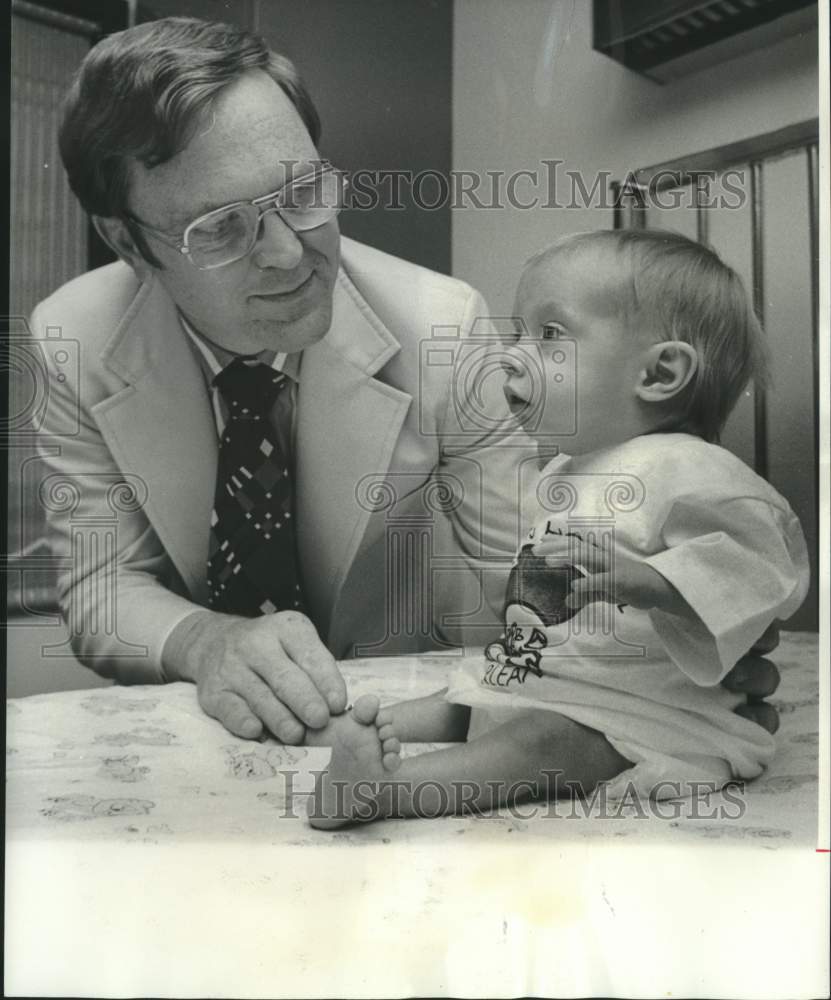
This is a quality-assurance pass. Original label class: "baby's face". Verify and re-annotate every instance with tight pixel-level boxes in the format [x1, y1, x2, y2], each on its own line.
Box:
[504, 248, 645, 456]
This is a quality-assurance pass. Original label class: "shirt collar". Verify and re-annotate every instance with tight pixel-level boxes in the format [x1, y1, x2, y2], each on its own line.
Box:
[179, 314, 301, 382]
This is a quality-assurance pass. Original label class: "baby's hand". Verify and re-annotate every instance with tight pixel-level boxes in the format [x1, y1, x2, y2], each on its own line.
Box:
[532, 535, 685, 615]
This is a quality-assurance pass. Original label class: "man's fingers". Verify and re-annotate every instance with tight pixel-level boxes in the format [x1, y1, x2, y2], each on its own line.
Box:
[254, 658, 330, 729]
[202, 690, 263, 741]
[750, 621, 780, 655]
[237, 671, 307, 744]
[202, 674, 306, 744]
[721, 655, 781, 698]
[735, 701, 780, 735]
[724, 653, 781, 735]
[277, 613, 348, 714]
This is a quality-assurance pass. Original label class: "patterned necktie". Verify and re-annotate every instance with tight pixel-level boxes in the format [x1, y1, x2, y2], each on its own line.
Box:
[207, 359, 305, 617]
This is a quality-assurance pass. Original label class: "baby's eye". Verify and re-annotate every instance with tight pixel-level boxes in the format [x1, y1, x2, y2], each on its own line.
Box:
[541, 323, 566, 340]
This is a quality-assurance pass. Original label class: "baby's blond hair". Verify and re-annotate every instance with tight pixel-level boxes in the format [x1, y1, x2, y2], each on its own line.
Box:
[528, 229, 769, 443]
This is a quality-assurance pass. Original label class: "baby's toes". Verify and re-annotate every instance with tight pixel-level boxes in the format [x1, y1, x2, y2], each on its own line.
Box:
[382, 748, 401, 772]
[378, 722, 396, 742]
[376, 708, 394, 728]
[381, 735, 400, 755]
[351, 693, 380, 725]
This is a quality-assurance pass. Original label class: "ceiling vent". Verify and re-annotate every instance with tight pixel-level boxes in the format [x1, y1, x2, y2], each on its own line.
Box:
[593, 0, 817, 82]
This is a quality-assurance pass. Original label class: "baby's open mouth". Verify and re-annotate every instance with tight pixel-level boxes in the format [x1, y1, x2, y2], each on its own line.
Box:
[503, 385, 531, 418]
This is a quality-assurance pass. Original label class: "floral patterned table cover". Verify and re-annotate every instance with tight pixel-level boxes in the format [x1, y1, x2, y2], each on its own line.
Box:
[6, 633, 819, 848]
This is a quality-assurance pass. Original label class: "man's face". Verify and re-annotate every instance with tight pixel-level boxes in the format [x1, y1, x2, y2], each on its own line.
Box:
[504, 249, 643, 456]
[125, 70, 340, 354]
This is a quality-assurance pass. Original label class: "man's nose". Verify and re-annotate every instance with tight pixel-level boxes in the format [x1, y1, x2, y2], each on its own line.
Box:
[252, 209, 304, 270]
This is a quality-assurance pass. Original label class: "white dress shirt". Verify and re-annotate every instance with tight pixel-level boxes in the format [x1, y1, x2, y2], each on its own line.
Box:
[180, 315, 300, 457]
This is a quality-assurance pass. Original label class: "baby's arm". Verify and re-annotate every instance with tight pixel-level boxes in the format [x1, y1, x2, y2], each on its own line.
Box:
[534, 533, 693, 619]
[535, 498, 807, 690]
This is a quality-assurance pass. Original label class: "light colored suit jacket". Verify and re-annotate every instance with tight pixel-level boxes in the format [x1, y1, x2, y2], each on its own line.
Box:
[33, 237, 534, 683]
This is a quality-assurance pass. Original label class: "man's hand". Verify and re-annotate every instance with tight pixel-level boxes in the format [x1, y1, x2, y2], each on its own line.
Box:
[163, 610, 348, 742]
[532, 535, 781, 734]
[721, 622, 781, 734]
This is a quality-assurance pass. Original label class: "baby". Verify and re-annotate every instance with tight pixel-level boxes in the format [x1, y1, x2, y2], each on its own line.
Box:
[306, 229, 809, 828]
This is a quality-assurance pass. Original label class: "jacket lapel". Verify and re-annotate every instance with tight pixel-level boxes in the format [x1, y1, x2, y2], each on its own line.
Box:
[297, 266, 411, 643]
[91, 277, 215, 605]
[87, 256, 413, 633]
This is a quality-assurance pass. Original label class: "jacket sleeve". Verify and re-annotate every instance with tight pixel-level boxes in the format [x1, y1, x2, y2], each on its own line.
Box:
[33, 305, 202, 684]
[432, 288, 539, 649]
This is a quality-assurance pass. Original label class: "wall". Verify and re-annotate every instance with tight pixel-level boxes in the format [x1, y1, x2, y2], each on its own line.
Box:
[452, 0, 818, 308]
[143, 0, 453, 273]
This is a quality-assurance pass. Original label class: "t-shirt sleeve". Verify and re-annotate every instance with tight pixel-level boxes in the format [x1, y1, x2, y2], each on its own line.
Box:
[642, 495, 810, 685]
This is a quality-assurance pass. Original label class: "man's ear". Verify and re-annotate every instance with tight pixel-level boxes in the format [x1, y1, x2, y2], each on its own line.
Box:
[635, 340, 698, 403]
[93, 216, 154, 278]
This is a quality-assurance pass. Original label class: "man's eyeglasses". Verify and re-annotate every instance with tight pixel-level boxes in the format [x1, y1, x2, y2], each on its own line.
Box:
[125, 162, 346, 270]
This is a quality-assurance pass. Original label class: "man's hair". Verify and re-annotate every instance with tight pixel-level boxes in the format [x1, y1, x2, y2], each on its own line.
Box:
[59, 16, 321, 250]
[528, 229, 770, 443]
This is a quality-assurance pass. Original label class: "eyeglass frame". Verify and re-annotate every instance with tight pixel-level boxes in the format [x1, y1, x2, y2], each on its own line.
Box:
[123, 161, 346, 270]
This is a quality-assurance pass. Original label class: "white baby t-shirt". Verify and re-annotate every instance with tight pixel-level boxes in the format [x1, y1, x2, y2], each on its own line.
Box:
[446, 433, 810, 798]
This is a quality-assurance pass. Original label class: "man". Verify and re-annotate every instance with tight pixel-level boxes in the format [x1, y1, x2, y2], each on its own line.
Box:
[34, 17, 780, 743]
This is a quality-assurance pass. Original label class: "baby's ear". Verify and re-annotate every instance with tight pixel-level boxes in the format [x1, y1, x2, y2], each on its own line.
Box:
[635, 341, 698, 403]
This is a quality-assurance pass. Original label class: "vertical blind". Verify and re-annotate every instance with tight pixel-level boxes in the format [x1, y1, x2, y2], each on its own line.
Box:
[11, 10, 90, 317]
[9, 9, 91, 612]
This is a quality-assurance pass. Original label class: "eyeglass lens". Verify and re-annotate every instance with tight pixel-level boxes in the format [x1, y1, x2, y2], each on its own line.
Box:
[187, 170, 343, 268]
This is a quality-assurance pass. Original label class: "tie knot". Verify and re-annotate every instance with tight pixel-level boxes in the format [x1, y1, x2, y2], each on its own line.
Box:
[213, 359, 287, 417]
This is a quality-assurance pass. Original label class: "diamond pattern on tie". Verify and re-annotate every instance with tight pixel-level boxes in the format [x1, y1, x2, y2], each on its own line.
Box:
[207, 359, 306, 617]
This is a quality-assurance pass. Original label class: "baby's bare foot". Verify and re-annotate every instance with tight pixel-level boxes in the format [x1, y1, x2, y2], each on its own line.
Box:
[374, 706, 401, 772]
[308, 694, 401, 829]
